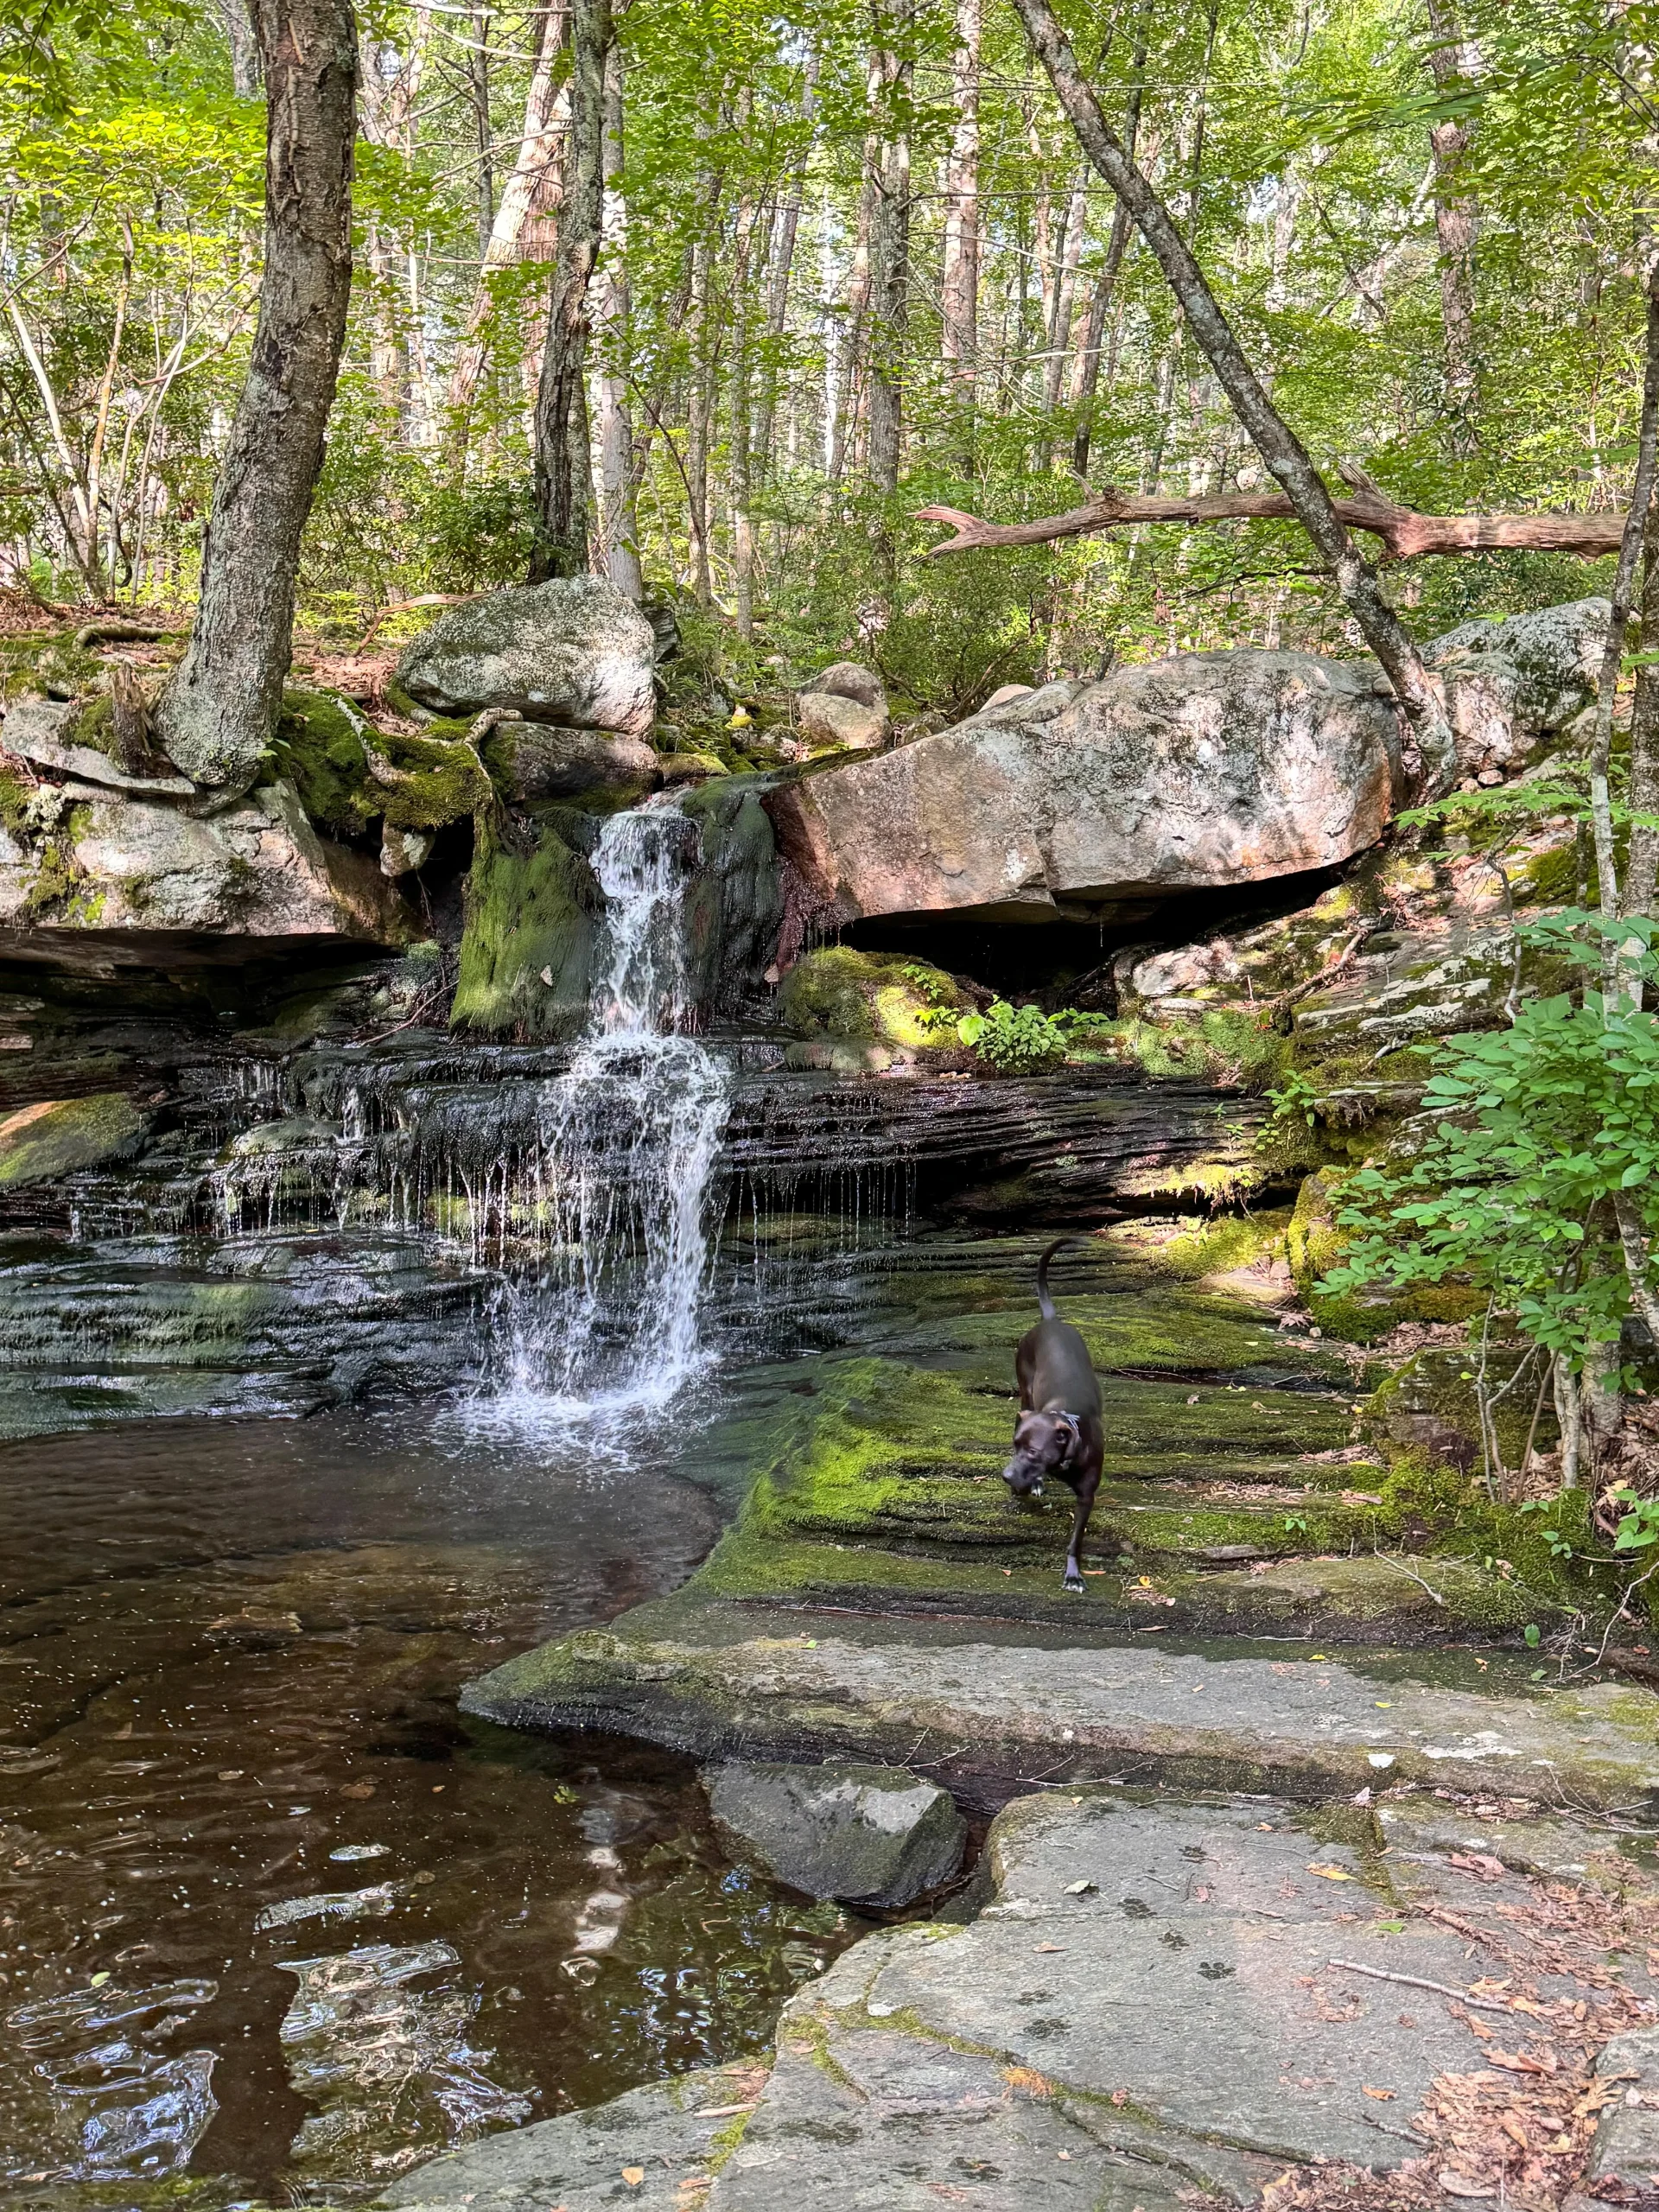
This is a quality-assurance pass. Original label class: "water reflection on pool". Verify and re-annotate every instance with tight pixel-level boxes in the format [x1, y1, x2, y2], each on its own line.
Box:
[0, 1407, 855, 2204]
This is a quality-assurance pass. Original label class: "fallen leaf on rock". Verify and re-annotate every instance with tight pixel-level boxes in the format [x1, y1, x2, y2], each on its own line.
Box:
[1035, 1943, 1064, 1954]
[1488, 2050, 1555, 2075]
[1449, 1853, 1506, 1883]
[1361, 2086, 1395, 2101]
[1437, 2172, 1495, 2199]
[1002, 2066, 1052, 2097]
[1062, 1880, 1096, 1896]
[1307, 1864, 1357, 1881]
[622, 2170, 645, 2187]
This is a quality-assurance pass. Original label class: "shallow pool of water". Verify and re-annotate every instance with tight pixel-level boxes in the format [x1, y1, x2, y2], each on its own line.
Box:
[0, 1406, 858, 2206]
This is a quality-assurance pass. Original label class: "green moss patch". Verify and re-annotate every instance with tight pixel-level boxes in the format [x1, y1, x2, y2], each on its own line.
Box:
[272, 690, 493, 839]
[779, 947, 971, 1049]
[451, 811, 599, 1039]
[1291, 1168, 1483, 1342]
[0, 1093, 150, 1186]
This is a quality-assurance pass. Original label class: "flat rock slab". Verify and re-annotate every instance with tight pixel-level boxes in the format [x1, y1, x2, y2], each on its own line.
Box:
[384, 1786, 1658, 2209]
[464, 1598, 1659, 1815]
[378, 2063, 760, 2210]
[703, 1758, 966, 1908]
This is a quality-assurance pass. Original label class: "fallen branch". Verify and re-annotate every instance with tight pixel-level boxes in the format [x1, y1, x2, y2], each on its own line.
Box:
[918, 484, 1626, 564]
[1325, 1959, 1514, 2012]
[1265, 927, 1371, 1020]
[73, 620, 181, 649]
[353, 594, 477, 649]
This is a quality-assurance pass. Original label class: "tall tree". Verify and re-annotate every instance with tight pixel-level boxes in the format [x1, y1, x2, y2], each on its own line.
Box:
[156, 0, 358, 792]
[938, 0, 981, 410]
[1423, 0, 1482, 448]
[1070, 16, 1147, 480]
[594, 29, 643, 599]
[530, 0, 610, 580]
[867, 8, 912, 495]
[1007, 0, 1456, 792]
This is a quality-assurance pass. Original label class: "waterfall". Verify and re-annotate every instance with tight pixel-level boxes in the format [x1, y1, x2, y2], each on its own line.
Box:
[483, 806, 732, 1426]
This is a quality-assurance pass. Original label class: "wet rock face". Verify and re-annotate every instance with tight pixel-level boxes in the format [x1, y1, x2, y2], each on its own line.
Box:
[397, 576, 658, 740]
[702, 1759, 966, 1908]
[0, 1092, 151, 1185]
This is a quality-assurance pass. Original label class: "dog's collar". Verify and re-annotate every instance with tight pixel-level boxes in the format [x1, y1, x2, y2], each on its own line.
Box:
[1055, 1411, 1083, 1448]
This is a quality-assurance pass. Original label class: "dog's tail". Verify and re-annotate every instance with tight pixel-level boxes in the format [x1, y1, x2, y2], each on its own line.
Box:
[1035, 1236, 1080, 1319]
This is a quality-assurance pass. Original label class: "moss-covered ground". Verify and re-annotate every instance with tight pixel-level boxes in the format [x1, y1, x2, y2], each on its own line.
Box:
[649, 1236, 1610, 1647]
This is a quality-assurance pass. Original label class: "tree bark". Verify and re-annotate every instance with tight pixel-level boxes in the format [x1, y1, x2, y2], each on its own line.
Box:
[447, 3, 568, 430]
[530, 0, 608, 580]
[1043, 156, 1090, 418]
[983, 0, 1463, 788]
[1423, 0, 1481, 448]
[1070, 29, 1146, 479]
[594, 31, 642, 599]
[938, 0, 980, 408]
[156, 0, 357, 791]
[867, 34, 912, 497]
[918, 481, 1630, 561]
[468, 5, 495, 263]
[218, 0, 264, 97]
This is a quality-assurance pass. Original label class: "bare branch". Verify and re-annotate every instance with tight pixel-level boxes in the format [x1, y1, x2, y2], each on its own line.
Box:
[917, 486, 1627, 563]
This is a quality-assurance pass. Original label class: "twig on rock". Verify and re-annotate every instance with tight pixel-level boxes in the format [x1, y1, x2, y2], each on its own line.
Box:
[1325, 1959, 1514, 2012]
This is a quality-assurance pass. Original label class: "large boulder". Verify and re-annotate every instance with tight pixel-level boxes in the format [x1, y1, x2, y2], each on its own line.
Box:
[767, 605, 1606, 927]
[1425, 596, 1607, 778]
[769, 657, 1405, 925]
[702, 1758, 966, 1908]
[0, 1093, 152, 1186]
[797, 662, 889, 753]
[479, 719, 660, 805]
[397, 575, 658, 740]
[0, 772, 416, 957]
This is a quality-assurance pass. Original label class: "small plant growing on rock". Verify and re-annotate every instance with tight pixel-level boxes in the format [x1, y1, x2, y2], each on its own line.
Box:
[956, 1001, 1077, 1072]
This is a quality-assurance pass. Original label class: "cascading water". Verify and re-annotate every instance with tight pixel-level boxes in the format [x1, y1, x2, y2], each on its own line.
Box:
[483, 805, 732, 1425]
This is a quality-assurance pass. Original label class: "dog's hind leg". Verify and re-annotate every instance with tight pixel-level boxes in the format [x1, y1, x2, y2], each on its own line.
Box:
[1062, 1470, 1099, 1594]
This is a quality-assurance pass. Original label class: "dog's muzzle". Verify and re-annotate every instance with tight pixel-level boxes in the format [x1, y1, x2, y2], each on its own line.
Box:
[1003, 1460, 1043, 1498]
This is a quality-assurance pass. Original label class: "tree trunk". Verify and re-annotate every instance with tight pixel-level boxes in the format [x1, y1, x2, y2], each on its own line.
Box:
[830, 52, 883, 486]
[468, 6, 495, 262]
[939, 0, 980, 409]
[156, 0, 357, 791]
[867, 37, 912, 497]
[594, 33, 642, 599]
[1424, 0, 1481, 448]
[1043, 156, 1090, 420]
[685, 239, 715, 605]
[530, 0, 608, 580]
[218, 0, 264, 97]
[1007, 0, 1456, 791]
[448, 3, 568, 429]
[730, 192, 759, 638]
[752, 58, 816, 486]
[1071, 29, 1147, 480]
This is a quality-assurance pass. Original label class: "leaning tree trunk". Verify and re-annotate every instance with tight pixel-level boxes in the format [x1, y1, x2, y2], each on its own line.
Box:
[1008, 0, 1456, 793]
[530, 0, 609, 581]
[156, 0, 357, 792]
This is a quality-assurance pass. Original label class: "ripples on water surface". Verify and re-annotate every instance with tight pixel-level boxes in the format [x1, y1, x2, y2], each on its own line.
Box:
[0, 1407, 860, 2207]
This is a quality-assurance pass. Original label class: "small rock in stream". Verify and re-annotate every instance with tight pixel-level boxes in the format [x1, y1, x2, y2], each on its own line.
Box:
[701, 1758, 965, 1909]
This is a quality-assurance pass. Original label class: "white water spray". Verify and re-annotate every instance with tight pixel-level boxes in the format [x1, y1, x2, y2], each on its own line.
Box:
[487, 807, 731, 1424]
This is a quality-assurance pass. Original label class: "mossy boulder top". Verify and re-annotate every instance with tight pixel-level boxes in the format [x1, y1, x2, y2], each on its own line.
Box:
[777, 946, 972, 1048]
[480, 721, 659, 806]
[397, 575, 658, 740]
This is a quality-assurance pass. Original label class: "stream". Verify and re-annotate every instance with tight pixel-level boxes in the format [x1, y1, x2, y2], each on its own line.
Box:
[0, 805, 893, 2204]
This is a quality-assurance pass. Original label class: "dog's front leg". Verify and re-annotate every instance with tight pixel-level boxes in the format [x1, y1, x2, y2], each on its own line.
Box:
[1063, 1469, 1099, 1594]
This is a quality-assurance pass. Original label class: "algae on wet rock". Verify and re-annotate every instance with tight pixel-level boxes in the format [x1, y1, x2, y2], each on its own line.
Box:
[451, 810, 599, 1039]
[0, 1092, 150, 1185]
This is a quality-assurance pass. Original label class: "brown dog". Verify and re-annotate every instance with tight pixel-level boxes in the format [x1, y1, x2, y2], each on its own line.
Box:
[1003, 1237, 1104, 1592]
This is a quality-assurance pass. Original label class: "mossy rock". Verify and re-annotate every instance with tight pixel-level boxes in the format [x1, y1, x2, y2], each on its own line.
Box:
[0, 1093, 151, 1186]
[778, 947, 970, 1049]
[1288, 1167, 1482, 1342]
[272, 690, 492, 838]
[451, 812, 599, 1039]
